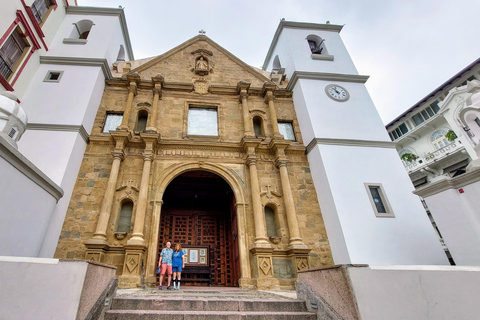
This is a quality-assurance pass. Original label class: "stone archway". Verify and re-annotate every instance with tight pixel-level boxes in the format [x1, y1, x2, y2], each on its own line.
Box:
[145, 162, 251, 287]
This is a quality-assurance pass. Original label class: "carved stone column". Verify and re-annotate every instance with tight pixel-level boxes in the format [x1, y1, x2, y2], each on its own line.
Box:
[146, 74, 164, 132]
[145, 200, 163, 286]
[270, 140, 308, 250]
[127, 133, 159, 246]
[117, 73, 140, 131]
[242, 138, 270, 248]
[85, 131, 130, 261]
[264, 83, 283, 139]
[237, 81, 254, 137]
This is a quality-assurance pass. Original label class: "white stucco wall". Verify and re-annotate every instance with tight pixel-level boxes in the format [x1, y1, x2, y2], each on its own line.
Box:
[0, 138, 62, 257]
[349, 265, 480, 320]
[424, 183, 480, 266]
[0, 257, 87, 320]
[308, 144, 448, 265]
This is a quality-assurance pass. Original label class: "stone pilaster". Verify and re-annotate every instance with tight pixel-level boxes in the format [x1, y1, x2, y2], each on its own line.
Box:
[237, 81, 255, 137]
[117, 73, 140, 131]
[119, 244, 146, 288]
[270, 139, 308, 250]
[85, 131, 130, 260]
[146, 200, 163, 286]
[146, 74, 164, 132]
[242, 138, 270, 248]
[263, 83, 283, 139]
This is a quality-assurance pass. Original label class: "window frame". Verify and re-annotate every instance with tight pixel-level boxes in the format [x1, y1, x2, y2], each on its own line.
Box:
[278, 121, 296, 141]
[364, 183, 395, 218]
[102, 113, 123, 133]
[186, 105, 219, 137]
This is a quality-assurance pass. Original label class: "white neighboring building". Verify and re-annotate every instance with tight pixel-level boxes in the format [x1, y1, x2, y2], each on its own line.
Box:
[386, 58, 480, 266]
[0, 2, 134, 258]
[263, 20, 448, 265]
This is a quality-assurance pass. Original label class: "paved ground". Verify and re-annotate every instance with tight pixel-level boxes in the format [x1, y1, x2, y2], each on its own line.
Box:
[116, 287, 298, 300]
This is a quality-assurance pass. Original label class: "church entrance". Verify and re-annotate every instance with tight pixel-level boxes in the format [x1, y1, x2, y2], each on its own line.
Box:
[157, 170, 239, 286]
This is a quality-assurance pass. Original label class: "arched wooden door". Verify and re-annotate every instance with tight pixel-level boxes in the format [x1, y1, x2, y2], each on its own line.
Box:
[157, 170, 238, 286]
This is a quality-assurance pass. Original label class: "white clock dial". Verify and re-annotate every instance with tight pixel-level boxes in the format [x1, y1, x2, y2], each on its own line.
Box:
[325, 84, 350, 102]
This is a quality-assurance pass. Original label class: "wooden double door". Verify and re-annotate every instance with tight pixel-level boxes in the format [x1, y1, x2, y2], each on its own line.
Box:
[156, 170, 240, 286]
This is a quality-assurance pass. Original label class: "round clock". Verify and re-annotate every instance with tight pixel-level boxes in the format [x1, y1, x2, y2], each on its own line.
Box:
[325, 84, 350, 102]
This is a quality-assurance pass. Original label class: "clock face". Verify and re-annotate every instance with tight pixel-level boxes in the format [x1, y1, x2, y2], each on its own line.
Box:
[325, 84, 350, 102]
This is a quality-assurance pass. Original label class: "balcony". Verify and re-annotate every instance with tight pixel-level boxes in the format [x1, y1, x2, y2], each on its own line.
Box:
[403, 141, 469, 177]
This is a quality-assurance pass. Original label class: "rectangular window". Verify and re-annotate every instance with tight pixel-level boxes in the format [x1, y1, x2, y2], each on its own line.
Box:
[430, 101, 440, 113]
[0, 28, 28, 80]
[43, 70, 63, 82]
[399, 123, 408, 135]
[412, 113, 424, 126]
[187, 107, 218, 136]
[103, 113, 123, 133]
[278, 122, 296, 141]
[389, 123, 409, 141]
[31, 0, 52, 24]
[364, 183, 394, 217]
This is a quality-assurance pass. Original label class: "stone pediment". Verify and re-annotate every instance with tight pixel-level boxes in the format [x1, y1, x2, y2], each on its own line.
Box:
[124, 35, 270, 87]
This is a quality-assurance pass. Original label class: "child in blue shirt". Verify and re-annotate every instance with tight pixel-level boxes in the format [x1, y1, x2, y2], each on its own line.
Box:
[172, 243, 185, 290]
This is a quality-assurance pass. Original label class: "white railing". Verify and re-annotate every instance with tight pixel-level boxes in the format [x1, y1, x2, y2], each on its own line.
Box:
[403, 141, 462, 171]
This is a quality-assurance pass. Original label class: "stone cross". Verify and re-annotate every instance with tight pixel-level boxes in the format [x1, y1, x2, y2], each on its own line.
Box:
[199, 29, 206, 35]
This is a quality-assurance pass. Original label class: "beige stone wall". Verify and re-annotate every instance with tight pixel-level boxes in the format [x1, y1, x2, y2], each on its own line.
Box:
[54, 36, 333, 287]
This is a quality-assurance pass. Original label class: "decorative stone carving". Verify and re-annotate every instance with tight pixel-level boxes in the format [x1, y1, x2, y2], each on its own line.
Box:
[261, 183, 281, 200]
[194, 80, 209, 94]
[195, 56, 210, 75]
[258, 256, 273, 276]
[296, 257, 309, 271]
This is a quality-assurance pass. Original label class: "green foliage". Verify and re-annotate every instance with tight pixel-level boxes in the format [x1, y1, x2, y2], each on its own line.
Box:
[400, 153, 419, 162]
[445, 130, 458, 142]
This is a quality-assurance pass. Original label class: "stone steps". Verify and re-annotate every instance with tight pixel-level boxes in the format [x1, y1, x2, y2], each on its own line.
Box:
[105, 290, 316, 320]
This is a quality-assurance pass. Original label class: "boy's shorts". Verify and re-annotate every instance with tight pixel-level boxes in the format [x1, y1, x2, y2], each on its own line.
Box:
[160, 263, 172, 275]
[172, 266, 182, 272]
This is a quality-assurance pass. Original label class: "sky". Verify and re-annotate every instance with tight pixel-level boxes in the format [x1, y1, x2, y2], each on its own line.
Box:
[78, 0, 480, 125]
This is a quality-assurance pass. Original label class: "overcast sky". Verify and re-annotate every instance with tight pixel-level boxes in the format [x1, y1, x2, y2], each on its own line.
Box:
[78, 0, 480, 125]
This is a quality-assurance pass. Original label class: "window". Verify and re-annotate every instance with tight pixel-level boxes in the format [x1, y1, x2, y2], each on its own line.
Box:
[431, 130, 449, 150]
[103, 113, 123, 133]
[187, 107, 218, 136]
[364, 183, 394, 217]
[43, 70, 63, 82]
[264, 206, 278, 237]
[253, 116, 264, 137]
[0, 27, 29, 80]
[116, 201, 133, 233]
[64, 19, 93, 44]
[412, 104, 440, 126]
[306, 35, 326, 54]
[278, 121, 295, 141]
[135, 110, 148, 132]
[389, 123, 409, 141]
[475, 117, 480, 128]
[31, 0, 53, 24]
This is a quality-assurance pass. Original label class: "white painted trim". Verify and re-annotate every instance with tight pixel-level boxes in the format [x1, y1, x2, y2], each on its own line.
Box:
[26, 123, 90, 143]
[0, 137, 63, 201]
[287, 71, 370, 91]
[39, 56, 112, 79]
[306, 138, 396, 154]
[311, 54, 334, 61]
[413, 169, 480, 198]
[62, 38, 87, 45]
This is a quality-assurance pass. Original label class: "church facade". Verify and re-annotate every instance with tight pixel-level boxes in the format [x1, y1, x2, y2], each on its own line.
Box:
[54, 35, 333, 289]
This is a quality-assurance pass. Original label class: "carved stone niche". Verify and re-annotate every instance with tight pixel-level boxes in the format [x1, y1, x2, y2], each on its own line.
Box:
[191, 49, 213, 76]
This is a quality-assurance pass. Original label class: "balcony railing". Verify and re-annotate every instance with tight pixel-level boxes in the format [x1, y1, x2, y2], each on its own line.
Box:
[403, 141, 462, 171]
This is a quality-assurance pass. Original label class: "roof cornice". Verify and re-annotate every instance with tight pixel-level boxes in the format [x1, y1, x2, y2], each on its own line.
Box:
[286, 71, 369, 91]
[413, 169, 480, 198]
[262, 20, 344, 70]
[66, 6, 134, 60]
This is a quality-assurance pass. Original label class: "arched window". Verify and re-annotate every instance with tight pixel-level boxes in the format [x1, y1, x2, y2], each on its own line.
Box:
[306, 34, 327, 55]
[264, 206, 278, 237]
[116, 200, 133, 233]
[253, 116, 264, 137]
[69, 19, 94, 40]
[431, 130, 449, 150]
[136, 110, 148, 132]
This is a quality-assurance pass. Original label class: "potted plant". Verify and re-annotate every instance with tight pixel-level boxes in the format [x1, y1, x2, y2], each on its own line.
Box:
[400, 153, 419, 162]
[445, 130, 458, 142]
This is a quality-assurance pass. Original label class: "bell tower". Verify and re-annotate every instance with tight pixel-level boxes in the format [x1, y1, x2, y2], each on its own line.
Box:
[263, 20, 448, 265]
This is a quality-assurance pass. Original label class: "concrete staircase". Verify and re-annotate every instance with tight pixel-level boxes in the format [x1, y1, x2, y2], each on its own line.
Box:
[104, 289, 316, 320]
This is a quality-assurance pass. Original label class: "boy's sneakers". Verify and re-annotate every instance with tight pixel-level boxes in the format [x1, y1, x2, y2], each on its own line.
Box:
[167, 286, 171, 290]
[158, 286, 162, 290]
